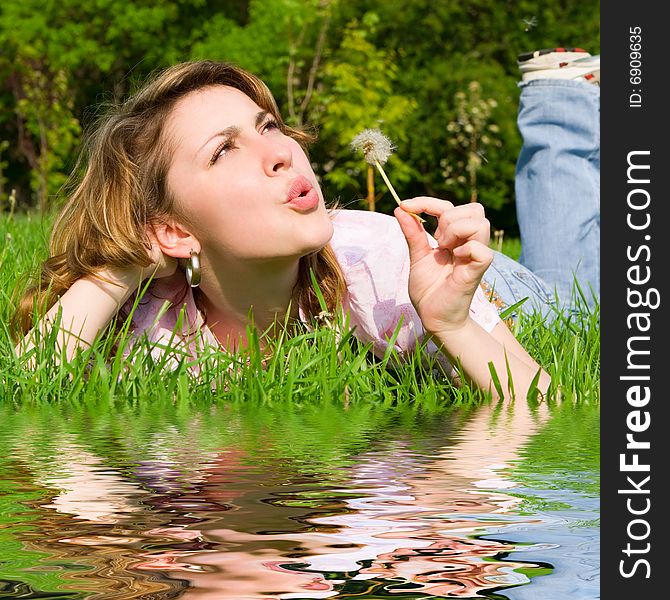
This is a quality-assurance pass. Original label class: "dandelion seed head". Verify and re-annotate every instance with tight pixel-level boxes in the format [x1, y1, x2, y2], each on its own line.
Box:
[351, 128, 395, 165]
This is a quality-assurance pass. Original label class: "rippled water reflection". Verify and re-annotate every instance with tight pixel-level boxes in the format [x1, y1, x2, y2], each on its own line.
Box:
[0, 400, 599, 599]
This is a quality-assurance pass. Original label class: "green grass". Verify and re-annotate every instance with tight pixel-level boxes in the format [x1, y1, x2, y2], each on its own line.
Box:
[0, 211, 599, 404]
[497, 236, 522, 261]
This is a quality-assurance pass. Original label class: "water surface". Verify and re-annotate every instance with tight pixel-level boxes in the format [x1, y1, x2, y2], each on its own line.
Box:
[0, 399, 599, 599]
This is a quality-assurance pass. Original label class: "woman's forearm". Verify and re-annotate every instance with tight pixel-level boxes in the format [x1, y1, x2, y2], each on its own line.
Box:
[432, 318, 551, 400]
[16, 269, 141, 362]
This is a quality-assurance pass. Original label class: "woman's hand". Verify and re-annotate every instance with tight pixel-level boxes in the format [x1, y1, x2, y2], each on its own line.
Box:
[395, 197, 551, 400]
[394, 197, 493, 336]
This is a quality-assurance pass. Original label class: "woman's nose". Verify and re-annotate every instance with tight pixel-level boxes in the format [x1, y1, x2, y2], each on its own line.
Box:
[263, 138, 293, 175]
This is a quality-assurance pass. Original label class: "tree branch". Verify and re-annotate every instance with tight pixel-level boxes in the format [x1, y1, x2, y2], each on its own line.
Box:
[298, 5, 331, 124]
[286, 22, 307, 123]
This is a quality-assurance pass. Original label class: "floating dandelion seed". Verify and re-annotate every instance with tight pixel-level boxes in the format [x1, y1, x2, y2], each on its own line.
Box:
[351, 128, 425, 223]
[522, 16, 537, 32]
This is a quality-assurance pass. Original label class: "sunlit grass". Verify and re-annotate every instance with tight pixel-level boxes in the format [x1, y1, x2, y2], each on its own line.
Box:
[1, 212, 599, 404]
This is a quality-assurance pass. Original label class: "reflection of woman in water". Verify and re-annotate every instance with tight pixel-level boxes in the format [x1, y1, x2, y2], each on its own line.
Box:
[6, 394, 550, 598]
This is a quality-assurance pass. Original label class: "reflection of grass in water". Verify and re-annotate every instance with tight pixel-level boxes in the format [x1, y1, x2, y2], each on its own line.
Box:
[0, 402, 486, 599]
[506, 495, 574, 515]
[515, 565, 553, 579]
[0, 474, 81, 598]
[503, 400, 599, 515]
[514, 401, 599, 494]
[0, 399, 597, 598]
[0, 408, 188, 599]
[0, 400, 469, 483]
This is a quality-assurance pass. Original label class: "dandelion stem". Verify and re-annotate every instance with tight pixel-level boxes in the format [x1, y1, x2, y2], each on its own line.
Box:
[373, 160, 425, 223]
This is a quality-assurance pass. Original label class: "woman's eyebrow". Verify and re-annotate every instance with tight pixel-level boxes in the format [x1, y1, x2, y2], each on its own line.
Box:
[198, 111, 271, 154]
[255, 110, 270, 126]
[199, 125, 240, 153]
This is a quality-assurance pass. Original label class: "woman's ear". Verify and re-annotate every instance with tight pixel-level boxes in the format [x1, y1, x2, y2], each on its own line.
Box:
[150, 218, 199, 259]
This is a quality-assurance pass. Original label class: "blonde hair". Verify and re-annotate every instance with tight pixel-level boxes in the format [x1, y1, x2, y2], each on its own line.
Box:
[12, 61, 346, 338]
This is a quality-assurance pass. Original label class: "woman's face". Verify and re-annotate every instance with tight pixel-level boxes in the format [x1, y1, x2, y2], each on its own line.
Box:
[165, 85, 333, 264]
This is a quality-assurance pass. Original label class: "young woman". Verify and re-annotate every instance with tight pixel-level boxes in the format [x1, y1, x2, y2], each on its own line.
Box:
[13, 52, 600, 399]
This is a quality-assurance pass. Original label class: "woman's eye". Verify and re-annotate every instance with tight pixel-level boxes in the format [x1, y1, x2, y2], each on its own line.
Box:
[209, 121, 280, 165]
[262, 119, 280, 133]
[210, 141, 235, 164]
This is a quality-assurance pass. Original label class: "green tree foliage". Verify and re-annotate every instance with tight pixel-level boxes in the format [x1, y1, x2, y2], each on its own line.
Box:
[329, 0, 599, 226]
[0, 0, 208, 210]
[0, 0, 599, 227]
[191, 0, 327, 104]
[13, 55, 81, 212]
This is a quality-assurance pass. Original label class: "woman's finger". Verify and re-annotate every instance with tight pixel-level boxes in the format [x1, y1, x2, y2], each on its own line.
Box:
[400, 196, 454, 219]
[452, 240, 494, 281]
[435, 217, 490, 250]
[394, 206, 433, 264]
[440, 201, 486, 221]
[433, 202, 485, 231]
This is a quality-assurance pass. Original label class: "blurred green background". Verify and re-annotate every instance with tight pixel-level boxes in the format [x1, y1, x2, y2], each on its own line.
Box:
[0, 0, 599, 232]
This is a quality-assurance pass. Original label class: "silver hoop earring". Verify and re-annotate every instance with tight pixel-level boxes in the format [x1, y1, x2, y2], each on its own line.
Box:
[185, 250, 201, 288]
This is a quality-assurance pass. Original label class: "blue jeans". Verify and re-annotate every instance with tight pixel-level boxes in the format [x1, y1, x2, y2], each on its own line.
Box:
[482, 79, 600, 319]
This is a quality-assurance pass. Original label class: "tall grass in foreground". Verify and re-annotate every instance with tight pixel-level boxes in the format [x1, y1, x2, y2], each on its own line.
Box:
[1, 213, 599, 404]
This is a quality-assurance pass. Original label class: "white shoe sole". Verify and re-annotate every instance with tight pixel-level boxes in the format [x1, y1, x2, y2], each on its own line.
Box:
[520, 55, 600, 83]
